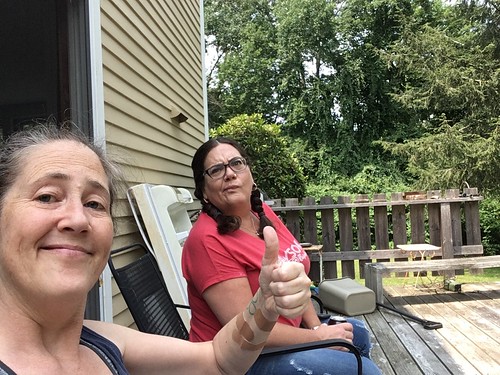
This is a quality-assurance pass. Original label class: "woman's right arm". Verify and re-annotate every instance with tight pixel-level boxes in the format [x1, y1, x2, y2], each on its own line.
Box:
[203, 277, 354, 347]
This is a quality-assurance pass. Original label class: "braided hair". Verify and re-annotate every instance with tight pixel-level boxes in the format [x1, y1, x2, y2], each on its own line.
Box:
[191, 137, 275, 238]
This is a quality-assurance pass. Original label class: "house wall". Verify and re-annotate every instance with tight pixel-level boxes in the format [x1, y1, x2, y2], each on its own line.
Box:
[100, 0, 206, 327]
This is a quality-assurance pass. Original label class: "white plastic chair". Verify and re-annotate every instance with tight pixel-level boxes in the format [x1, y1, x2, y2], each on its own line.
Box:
[127, 183, 193, 328]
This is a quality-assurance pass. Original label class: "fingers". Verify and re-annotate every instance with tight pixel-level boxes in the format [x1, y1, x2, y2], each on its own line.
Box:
[261, 226, 279, 268]
[259, 226, 311, 319]
[321, 323, 354, 344]
[268, 264, 311, 319]
[272, 290, 311, 318]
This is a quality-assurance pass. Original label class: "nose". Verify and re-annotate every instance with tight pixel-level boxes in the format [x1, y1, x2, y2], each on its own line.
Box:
[56, 199, 91, 233]
[223, 166, 237, 180]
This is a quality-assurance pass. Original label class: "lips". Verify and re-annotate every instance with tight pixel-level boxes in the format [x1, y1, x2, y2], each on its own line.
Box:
[41, 244, 92, 255]
[224, 184, 240, 192]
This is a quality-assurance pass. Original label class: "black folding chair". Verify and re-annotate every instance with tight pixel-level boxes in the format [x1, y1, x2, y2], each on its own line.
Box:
[108, 243, 362, 374]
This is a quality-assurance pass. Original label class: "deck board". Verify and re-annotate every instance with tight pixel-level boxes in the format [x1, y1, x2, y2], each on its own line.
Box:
[344, 282, 500, 374]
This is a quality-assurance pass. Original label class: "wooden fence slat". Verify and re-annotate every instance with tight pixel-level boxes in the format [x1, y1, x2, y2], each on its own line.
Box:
[356, 194, 371, 279]
[285, 198, 300, 240]
[464, 188, 482, 274]
[338, 195, 355, 278]
[440, 202, 455, 279]
[448, 189, 464, 275]
[320, 196, 337, 279]
[409, 202, 426, 276]
[374, 194, 390, 266]
[427, 191, 442, 276]
[303, 197, 320, 281]
[391, 192, 408, 276]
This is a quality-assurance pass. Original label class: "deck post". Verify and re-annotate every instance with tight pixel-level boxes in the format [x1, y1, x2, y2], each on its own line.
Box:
[364, 263, 385, 304]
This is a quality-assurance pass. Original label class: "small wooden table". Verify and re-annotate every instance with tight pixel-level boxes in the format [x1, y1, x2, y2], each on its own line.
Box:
[397, 243, 440, 286]
[396, 243, 440, 256]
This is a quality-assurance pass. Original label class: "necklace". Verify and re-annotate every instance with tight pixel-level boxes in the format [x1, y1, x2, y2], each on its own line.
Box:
[241, 213, 259, 235]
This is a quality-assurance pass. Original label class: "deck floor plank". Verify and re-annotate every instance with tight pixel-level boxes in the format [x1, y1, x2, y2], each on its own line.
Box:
[355, 313, 396, 375]
[381, 283, 499, 375]
[384, 286, 481, 375]
[362, 305, 421, 375]
[322, 282, 499, 375]
[409, 292, 499, 374]
[383, 288, 474, 375]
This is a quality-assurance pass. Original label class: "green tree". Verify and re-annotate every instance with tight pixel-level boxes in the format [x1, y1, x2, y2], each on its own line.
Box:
[205, 0, 279, 127]
[210, 114, 306, 199]
[380, 0, 500, 194]
[205, 0, 438, 179]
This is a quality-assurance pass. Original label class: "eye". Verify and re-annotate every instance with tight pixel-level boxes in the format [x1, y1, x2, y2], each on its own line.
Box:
[230, 158, 244, 167]
[208, 164, 224, 176]
[84, 200, 107, 211]
[36, 194, 55, 203]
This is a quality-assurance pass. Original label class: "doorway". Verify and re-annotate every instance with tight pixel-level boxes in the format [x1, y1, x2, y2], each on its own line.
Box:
[0, 0, 100, 319]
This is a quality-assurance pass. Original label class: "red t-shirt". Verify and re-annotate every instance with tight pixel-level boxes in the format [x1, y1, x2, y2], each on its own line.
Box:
[182, 204, 310, 342]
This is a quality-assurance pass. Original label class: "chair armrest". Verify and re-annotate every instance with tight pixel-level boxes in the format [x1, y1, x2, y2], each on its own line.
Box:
[259, 339, 362, 375]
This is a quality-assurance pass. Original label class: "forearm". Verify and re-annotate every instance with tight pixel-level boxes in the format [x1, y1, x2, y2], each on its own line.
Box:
[299, 300, 322, 329]
[212, 288, 278, 374]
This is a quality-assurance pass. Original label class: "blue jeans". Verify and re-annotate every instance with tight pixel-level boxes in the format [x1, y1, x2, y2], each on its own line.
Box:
[246, 318, 381, 375]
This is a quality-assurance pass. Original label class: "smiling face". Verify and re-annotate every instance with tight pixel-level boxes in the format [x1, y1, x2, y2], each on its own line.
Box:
[0, 140, 114, 304]
[202, 143, 254, 216]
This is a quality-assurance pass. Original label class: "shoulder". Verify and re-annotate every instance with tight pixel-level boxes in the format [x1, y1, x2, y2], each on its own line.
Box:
[186, 212, 217, 239]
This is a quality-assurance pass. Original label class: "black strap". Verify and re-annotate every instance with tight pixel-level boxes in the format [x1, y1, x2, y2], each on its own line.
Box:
[377, 302, 443, 330]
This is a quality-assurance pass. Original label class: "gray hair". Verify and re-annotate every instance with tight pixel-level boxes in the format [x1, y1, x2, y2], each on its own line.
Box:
[0, 123, 124, 222]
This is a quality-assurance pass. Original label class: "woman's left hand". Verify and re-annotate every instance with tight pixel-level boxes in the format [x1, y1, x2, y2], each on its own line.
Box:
[259, 226, 311, 319]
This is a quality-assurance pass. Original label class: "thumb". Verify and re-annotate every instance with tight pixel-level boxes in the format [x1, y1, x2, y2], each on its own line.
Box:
[262, 226, 279, 268]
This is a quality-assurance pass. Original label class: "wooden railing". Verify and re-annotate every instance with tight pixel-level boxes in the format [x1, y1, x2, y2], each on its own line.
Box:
[271, 188, 483, 282]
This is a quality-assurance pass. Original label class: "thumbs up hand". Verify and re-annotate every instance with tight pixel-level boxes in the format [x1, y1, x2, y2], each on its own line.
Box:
[259, 226, 311, 319]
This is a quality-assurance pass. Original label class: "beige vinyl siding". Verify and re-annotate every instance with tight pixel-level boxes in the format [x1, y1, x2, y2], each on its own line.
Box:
[100, 0, 205, 326]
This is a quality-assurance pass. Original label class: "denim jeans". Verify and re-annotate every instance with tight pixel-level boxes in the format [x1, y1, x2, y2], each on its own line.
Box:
[246, 318, 382, 375]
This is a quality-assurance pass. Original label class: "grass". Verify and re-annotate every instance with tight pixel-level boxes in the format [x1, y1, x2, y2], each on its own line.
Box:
[381, 267, 500, 287]
[327, 260, 500, 287]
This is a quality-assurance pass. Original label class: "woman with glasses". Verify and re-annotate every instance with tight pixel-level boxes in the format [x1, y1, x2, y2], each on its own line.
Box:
[182, 137, 381, 375]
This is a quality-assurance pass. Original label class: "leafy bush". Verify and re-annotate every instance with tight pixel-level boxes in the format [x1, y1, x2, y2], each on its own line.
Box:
[479, 195, 500, 256]
[210, 114, 306, 199]
[306, 164, 411, 201]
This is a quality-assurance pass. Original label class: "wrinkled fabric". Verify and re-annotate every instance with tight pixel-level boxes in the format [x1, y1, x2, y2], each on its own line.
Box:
[246, 318, 381, 375]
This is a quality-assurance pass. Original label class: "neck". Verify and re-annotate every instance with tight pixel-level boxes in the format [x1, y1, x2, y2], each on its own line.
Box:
[240, 212, 259, 236]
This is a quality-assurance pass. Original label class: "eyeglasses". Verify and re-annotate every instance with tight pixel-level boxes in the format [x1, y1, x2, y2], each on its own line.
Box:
[204, 157, 248, 179]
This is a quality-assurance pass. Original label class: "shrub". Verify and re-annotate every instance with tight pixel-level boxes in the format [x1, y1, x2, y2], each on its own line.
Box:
[210, 114, 306, 199]
[479, 195, 500, 256]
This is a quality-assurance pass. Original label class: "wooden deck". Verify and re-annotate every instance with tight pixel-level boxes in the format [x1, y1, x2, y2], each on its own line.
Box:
[354, 282, 500, 375]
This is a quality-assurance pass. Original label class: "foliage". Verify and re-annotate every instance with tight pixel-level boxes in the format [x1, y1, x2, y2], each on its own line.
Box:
[379, 0, 500, 194]
[479, 196, 500, 256]
[377, 122, 500, 192]
[306, 164, 410, 201]
[209, 114, 307, 199]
